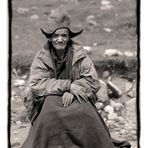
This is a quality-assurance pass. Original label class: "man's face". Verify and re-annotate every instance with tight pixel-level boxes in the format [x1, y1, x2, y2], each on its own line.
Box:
[51, 28, 70, 50]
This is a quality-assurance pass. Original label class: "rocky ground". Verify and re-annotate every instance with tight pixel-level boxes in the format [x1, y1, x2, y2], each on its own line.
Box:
[10, 72, 138, 148]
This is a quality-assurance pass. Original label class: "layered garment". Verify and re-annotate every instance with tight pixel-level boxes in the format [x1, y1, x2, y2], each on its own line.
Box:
[22, 41, 131, 148]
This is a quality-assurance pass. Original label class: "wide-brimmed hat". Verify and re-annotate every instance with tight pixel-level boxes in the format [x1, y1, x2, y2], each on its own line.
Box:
[41, 5, 83, 38]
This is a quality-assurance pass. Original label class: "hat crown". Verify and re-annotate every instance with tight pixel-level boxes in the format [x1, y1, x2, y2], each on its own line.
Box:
[47, 5, 71, 29]
[41, 5, 83, 38]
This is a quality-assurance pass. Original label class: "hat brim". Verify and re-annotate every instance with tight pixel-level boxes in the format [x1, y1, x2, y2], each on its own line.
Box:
[40, 27, 83, 38]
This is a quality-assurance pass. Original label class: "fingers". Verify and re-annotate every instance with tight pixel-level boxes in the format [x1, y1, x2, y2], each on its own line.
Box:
[75, 94, 81, 104]
[78, 92, 88, 102]
[62, 93, 74, 107]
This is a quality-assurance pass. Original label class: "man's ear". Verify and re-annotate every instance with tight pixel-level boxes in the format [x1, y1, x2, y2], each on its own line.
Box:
[40, 28, 51, 39]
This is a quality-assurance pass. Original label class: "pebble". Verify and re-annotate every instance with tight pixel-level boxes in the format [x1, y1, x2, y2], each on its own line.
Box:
[13, 130, 18, 134]
[95, 102, 104, 110]
[12, 91, 16, 96]
[100, 5, 114, 10]
[114, 103, 124, 112]
[19, 85, 26, 90]
[16, 120, 22, 125]
[17, 7, 29, 14]
[30, 14, 39, 20]
[11, 96, 15, 101]
[106, 120, 116, 129]
[14, 79, 25, 86]
[86, 15, 97, 26]
[108, 112, 118, 120]
[100, 111, 108, 119]
[103, 118, 107, 123]
[102, 70, 110, 79]
[14, 35, 19, 39]
[125, 81, 133, 93]
[22, 75, 28, 80]
[127, 90, 135, 98]
[116, 116, 125, 124]
[83, 46, 93, 54]
[101, 0, 111, 5]
[104, 105, 114, 113]
[120, 129, 126, 135]
[103, 27, 112, 32]
[124, 51, 134, 57]
[93, 42, 98, 47]
[131, 130, 137, 135]
[104, 49, 123, 56]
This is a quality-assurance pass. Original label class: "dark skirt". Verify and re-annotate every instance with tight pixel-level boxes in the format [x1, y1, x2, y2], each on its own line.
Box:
[21, 95, 130, 148]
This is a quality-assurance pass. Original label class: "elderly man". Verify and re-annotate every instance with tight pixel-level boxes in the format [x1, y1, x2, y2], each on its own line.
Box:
[22, 6, 131, 148]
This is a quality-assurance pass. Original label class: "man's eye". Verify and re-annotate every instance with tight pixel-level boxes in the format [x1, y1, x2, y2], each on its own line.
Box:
[62, 34, 68, 37]
[53, 34, 58, 38]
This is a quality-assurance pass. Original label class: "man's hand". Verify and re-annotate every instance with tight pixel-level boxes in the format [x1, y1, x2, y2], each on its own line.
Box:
[62, 92, 74, 107]
[70, 84, 88, 104]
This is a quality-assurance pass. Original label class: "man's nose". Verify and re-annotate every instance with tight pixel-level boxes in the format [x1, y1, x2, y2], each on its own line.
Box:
[57, 36, 63, 42]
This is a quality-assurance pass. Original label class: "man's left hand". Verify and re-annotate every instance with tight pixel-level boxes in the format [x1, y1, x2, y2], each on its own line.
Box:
[62, 92, 74, 107]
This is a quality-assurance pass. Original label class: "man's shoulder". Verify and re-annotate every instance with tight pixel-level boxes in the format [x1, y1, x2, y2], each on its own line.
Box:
[72, 41, 83, 51]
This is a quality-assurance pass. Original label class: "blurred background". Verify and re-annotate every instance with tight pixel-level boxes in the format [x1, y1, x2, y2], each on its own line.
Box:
[11, 0, 138, 148]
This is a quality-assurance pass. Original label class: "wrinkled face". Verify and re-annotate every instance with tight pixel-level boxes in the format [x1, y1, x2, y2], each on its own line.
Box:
[51, 28, 70, 50]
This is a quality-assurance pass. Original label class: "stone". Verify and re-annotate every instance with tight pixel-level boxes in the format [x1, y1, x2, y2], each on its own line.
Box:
[22, 75, 28, 80]
[131, 130, 137, 135]
[14, 79, 25, 86]
[96, 80, 109, 102]
[86, 15, 97, 26]
[110, 99, 116, 107]
[83, 46, 93, 54]
[16, 120, 22, 125]
[104, 105, 114, 113]
[14, 35, 19, 39]
[93, 42, 98, 47]
[100, 111, 108, 119]
[103, 118, 107, 123]
[106, 120, 116, 129]
[100, 5, 114, 10]
[124, 51, 134, 57]
[102, 70, 110, 79]
[127, 91, 135, 98]
[30, 14, 39, 20]
[12, 91, 16, 96]
[120, 129, 126, 135]
[114, 103, 124, 112]
[104, 49, 123, 56]
[103, 27, 112, 32]
[115, 116, 125, 124]
[13, 130, 18, 134]
[108, 112, 118, 120]
[11, 96, 15, 101]
[19, 85, 26, 90]
[17, 7, 29, 14]
[107, 81, 123, 98]
[125, 81, 133, 93]
[101, 0, 110, 6]
[95, 102, 104, 110]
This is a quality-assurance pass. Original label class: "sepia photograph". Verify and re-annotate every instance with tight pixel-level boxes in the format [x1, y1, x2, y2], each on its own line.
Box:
[10, 0, 139, 147]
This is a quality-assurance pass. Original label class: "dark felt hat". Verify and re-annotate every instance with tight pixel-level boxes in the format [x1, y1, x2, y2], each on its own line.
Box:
[41, 5, 83, 38]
